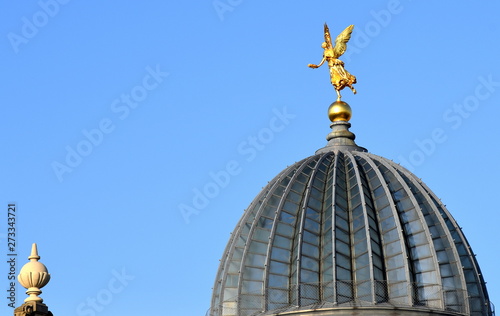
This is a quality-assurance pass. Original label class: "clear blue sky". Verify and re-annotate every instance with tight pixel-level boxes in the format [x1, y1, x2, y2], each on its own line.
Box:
[1, 1, 499, 315]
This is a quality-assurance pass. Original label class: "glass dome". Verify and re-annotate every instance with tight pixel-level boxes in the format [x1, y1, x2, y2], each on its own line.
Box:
[208, 121, 492, 316]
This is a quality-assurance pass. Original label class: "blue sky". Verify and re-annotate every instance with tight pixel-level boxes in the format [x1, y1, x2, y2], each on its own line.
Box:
[1, 1, 500, 315]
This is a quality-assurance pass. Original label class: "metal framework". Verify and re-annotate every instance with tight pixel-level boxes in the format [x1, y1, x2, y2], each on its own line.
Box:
[209, 150, 492, 316]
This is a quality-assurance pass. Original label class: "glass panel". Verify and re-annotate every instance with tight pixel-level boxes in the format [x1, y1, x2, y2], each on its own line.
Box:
[336, 229, 349, 243]
[336, 194, 348, 210]
[322, 268, 334, 283]
[375, 195, 389, 208]
[249, 241, 268, 254]
[274, 235, 292, 249]
[232, 247, 243, 259]
[336, 216, 349, 230]
[366, 168, 376, 180]
[245, 254, 266, 267]
[268, 273, 288, 288]
[336, 204, 347, 218]
[352, 204, 363, 218]
[257, 217, 274, 229]
[456, 243, 468, 255]
[225, 274, 239, 287]
[270, 260, 289, 275]
[442, 277, 460, 289]
[244, 266, 264, 281]
[467, 283, 480, 296]
[283, 201, 299, 215]
[253, 228, 271, 242]
[416, 271, 437, 284]
[268, 288, 288, 304]
[411, 244, 431, 258]
[436, 250, 448, 263]
[464, 269, 477, 282]
[306, 207, 321, 221]
[368, 216, 377, 230]
[372, 253, 383, 268]
[433, 237, 445, 251]
[380, 216, 395, 231]
[408, 231, 427, 247]
[461, 257, 473, 269]
[336, 266, 351, 280]
[303, 230, 319, 244]
[301, 256, 319, 271]
[353, 216, 364, 231]
[267, 195, 280, 207]
[397, 197, 414, 211]
[308, 198, 322, 211]
[336, 254, 351, 269]
[224, 287, 238, 300]
[387, 254, 404, 269]
[354, 228, 366, 243]
[389, 283, 408, 299]
[393, 188, 405, 200]
[241, 280, 262, 294]
[373, 267, 384, 280]
[276, 223, 293, 237]
[384, 228, 399, 243]
[287, 191, 302, 203]
[278, 211, 296, 224]
[442, 276, 455, 288]
[414, 257, 435, 272]
[355, 266, 370, 280]
[428, 225, 439, 236]
[304, 219, 320, 234]
[350, 193, 361, 208]
[310, 187, 322, 200]
[378, 205, 392, 220]
[354, 240, 368, 254]
[357, 280, 372, 299]
[469, 297, 483, 312]
[385, 240, 402, 257]
[356, 252, 370, 267]
[323, 216, 332, 231]
[271, 247, 291, 262]
[335, 239, 350, 255]
[291, 181, 305, 193]
[302, 243, 319, 258]
[228, 261, 240, 273]
[404, 220, 423, 235]
[322, 252, 333, 268]
[387, 267, 406, 282]
[373, 185, 384, 197]
[300, 269, 319, 283]
[371, 240, 382, 256]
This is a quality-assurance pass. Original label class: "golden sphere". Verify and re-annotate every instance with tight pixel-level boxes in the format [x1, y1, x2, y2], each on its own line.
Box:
[328, 101, 352, 122]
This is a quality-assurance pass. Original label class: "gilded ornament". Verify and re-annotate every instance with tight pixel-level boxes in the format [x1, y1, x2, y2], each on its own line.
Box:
[308, 24, 357, 101]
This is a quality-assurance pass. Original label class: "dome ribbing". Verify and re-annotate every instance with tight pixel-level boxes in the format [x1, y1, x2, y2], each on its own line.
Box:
[209, 145, 491, 316]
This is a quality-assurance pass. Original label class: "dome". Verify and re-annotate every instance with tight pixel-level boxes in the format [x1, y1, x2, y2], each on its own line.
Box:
[208, 118, 492, 316]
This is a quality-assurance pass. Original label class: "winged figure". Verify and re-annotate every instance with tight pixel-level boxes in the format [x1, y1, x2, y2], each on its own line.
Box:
[308, 24, 357, 100]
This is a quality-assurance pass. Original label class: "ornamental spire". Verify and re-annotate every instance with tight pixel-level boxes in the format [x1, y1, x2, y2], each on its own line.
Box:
[309, 23, 365, 153]
[18, 243, 51, 303]
[14, 244, 52, 316]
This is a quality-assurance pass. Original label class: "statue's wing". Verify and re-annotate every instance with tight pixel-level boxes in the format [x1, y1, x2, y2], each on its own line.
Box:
[324, 23, 333, 50]
[333, 25, 354, 58]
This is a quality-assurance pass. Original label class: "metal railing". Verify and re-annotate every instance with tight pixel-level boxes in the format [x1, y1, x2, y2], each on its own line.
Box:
[207, 280, 469, 316]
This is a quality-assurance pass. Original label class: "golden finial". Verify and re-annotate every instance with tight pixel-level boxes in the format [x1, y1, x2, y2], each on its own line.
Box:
[308, 23, 357, 102]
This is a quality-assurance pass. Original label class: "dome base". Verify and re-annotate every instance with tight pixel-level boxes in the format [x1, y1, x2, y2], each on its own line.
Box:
[258, 306, 465, 316]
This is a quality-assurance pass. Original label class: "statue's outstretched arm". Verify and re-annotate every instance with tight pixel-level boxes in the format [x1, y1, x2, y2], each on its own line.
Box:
[308, 56, 326, 69]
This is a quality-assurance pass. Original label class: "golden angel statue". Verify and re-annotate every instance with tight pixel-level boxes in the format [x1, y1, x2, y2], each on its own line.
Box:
[308, 24, 357, 101]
